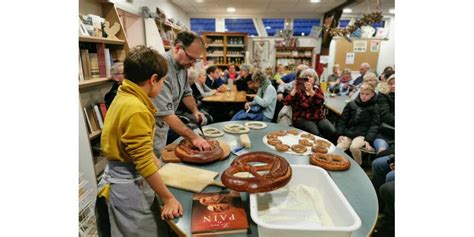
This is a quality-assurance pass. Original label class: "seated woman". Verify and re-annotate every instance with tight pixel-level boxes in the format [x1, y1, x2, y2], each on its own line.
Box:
[283, 68, 337, 142]
[273, 64, 286, 81]
[231, 70, 277, 122]
[191, 68, 217, 101]
[223, 64, 238, 81]
[329, 68, 353, 95]
[235, 64, 257, 94]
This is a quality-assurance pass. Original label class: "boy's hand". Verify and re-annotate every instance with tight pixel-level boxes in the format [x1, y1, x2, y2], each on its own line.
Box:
[192, 137, 211, 151]
[161, 197, 183, 220]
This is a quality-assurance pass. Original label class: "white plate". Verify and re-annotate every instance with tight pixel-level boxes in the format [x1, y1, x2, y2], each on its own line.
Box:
[262, 133, 335, 156]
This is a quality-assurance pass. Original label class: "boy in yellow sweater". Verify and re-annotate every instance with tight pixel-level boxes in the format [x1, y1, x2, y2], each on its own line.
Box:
[100, 45, 182, 236]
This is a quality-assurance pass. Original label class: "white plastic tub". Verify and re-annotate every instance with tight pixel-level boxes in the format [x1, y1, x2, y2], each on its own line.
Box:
[249, 165, 361, 237]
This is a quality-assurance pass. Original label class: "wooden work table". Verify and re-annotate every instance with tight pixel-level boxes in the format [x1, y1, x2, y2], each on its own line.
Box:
[202, 85, 248, 103]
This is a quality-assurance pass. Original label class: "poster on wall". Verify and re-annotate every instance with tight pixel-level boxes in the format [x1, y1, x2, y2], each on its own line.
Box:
[370, 40, 381, 52]
[353, 41, 367, 52]
[345, 52, 355, 65]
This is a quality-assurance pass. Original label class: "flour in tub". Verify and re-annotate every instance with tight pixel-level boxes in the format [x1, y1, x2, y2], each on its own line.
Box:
[257, 184, 334, 227]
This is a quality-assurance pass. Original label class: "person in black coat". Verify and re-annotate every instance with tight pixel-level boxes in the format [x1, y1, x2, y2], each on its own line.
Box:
[235, 64, 257, 94]
[373, 74, 395, 153]
[104, 62, 124, 108]
[336, 83, 380, 165]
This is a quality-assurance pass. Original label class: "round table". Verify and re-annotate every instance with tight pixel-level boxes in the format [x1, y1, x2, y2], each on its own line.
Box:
[161, 121, 378, 237]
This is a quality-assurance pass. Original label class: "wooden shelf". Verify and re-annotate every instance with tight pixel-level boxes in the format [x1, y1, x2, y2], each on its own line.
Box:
[214, 64, 241, 67]
[207, 54, 224, 57]
[79, 77, 113, 90]
[207, 44, 224, 47]
[226, 44, 245, 47]
[275, 46, 314, 50]
[226, 55, 244, 57]
[94, 156, 108, 176]
[88, 130, 101, 140]
[79, 36, 125, 45]
[276, 55, 312, 58]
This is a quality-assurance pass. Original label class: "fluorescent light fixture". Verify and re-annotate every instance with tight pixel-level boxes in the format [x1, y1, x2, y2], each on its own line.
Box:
[265, 26, 271, 29]
[195, 0, 204, 2]
[301, 32, 305, 36]
[343, 8, 352, 13]
[310, 0, 320, 3]
[227, 7, 236, 13]
[389, 8, 395, 14]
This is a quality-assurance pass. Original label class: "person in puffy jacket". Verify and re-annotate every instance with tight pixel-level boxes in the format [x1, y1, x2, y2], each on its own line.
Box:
[336, 82, 380, 165]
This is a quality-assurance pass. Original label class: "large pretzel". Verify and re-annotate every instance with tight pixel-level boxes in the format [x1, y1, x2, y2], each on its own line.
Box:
[309, 153, 351, 171]
[221, 151, 292, 193]
[223, 124, 250, 134]
[174, 139, 223, 164]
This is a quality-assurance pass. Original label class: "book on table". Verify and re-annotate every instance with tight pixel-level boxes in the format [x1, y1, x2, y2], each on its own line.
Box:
[191, 191, 249, 236]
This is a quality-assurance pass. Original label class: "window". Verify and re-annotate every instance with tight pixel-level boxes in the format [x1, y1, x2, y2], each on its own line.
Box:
[371, 21, 385, 29]
[292, 18, 320, 36]
[190, 18, 216, 35]
[262, 18, 284, 36]
[338, 19, 350, 28]
[224, 19, 258, 36]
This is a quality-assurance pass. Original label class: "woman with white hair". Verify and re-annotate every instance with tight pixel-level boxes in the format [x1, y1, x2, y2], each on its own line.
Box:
[283, 68, 337, 142]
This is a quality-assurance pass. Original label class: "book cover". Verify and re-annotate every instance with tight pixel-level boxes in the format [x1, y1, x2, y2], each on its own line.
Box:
[86, 106, 100, 132]
[191, 192, 249, 235]
[83, 107, 93, 134]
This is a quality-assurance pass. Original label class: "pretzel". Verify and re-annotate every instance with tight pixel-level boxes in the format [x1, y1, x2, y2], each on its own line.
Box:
[310, 153, 351, 171]
[275, 143, 290, 152]
[174, 139, 223, 164]
[221, 151, 292, 193]
[291, 144, 307, 153]
[300, 133, 316, 141]
[202, 127, 224, 138]
[312, 145, 328, 154]
[298, 139, 313, 147]
[266, 133, 279, 139]
[314, 139, 332, 149]
[267, 138, 282, 146]
[274, 130, 287, 136]
[286, 129, 300, 136]
[244, 121, 267, 130]
[223, 124, 250, 134]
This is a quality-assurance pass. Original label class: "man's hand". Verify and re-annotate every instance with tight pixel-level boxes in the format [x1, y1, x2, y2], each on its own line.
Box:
[191, 137, 211, 151]
[364, 141, 374, 152]
[211, 89, 217, 95]
[161, 197, 183, 220]
[193, 111, 206, 125]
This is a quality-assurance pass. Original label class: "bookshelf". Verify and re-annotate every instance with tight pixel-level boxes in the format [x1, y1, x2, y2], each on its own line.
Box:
[275, 46, 314, 71]
[201, 32, 247, 68]
[79, 1, 129, 184]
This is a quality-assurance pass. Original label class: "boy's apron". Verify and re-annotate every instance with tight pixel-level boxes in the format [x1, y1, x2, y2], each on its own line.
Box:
[99, 160, 160, 236]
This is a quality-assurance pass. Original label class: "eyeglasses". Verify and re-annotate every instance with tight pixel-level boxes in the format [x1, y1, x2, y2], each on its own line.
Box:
[179, 45, 202, 62]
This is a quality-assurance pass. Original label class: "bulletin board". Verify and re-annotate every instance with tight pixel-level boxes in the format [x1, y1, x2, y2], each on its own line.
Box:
[334, 38, 379, 71]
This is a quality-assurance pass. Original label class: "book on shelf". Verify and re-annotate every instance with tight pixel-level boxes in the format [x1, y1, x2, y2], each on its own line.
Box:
[80, 49, 92, 80]
[93, 104, 104, 129]
[104, 48, 112, 78]
[96, 43, 107, 78]
[83, 107, 93, 134]
[191, 191, 249, 236]
[89, 53, 100, 79]
[98, 102, 108, 120]
[79, 54, 84, 81]
[86, 106, 100, 133]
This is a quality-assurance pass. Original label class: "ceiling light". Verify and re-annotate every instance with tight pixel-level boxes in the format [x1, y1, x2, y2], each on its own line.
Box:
[195, 0, 204, 2]
[389, 8, 395, 14]
[265, 26, 271, 29]
[301, 33, 305, 36]
[227, 7, 236, 13]
[343, 8, 352, 13]
[310, 0, 320, 3]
